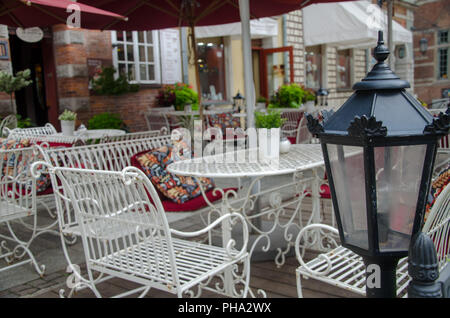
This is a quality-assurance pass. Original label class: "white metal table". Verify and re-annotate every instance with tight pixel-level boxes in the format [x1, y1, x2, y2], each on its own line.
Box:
[168, 144, 349, 296]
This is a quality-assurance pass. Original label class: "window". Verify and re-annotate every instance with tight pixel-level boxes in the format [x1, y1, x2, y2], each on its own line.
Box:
[337, 49, 352, 89]
[437, 30, 449, 80]
[305, 46, 322, 89]
[197, 38, 226, 101]
[111, 31, 160, 83]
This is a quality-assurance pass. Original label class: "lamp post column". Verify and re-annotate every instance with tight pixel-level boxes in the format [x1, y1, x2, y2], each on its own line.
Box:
[363, 256, 401, 298]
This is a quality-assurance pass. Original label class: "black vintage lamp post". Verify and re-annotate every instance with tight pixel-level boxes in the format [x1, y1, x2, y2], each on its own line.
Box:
[316, 87, 329, 106]
[233, 91, 245, 112]
[306, 31, 450, 298]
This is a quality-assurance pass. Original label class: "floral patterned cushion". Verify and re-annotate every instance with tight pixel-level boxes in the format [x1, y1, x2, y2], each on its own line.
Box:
[425, 164, 449, 223]
[208, 112, 241, 135]
[134, 145, 215, 204]
[1, 138, 51, 194]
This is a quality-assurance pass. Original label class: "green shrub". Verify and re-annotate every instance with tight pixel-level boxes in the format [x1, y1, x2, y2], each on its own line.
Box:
[256, 96, 267, 103]
[88, 113, 124, 130]
[255, 110, 286, 129]
[157, 83, 199, 111]
[16, 114, 33, 128]
[91, 67, 139, 96]
[268, 83, 316, 108]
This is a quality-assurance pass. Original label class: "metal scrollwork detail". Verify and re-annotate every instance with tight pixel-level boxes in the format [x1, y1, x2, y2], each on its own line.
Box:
[424, 108, 450, 135]
[347, 115, 387, 138]
[306, 113, 324, 137]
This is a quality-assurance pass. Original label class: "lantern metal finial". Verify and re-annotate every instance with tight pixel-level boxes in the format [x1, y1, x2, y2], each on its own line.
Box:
[374, 31, 390, 63]
[353, 30, 410, 91]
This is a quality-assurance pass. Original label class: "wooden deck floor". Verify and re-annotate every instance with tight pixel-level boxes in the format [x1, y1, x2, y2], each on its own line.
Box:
[31, 254, 361, 298]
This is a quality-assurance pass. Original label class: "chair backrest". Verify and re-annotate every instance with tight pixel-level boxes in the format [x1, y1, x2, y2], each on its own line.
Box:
[144, 108, 173, 132]
[422, 183, 450, 268]
[0, 115, 18, 137]
[41, 135, 172, 171]
[0, 146, 41, 220]
[38, 135, 172, 233]
[52, 166, 180, 288]
[8, 123, 57, 138]
[99, 129, 165, 143]
[295, 115, 313, 144]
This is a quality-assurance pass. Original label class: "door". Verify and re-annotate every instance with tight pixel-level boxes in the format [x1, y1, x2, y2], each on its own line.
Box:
[9, 32, 58, 128]
[260, 46, 294, 101]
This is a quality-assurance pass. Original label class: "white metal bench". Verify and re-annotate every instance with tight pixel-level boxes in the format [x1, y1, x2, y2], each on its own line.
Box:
[98, 129, 166, 143]
[0, 146, 47, 276]
[0, 115, 18, 138]
[295, 183, 450, 298]
[33, 165, 250, 298]
[6, 123, 58, 138]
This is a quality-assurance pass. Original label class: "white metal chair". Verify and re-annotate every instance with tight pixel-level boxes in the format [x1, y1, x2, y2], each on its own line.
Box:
[35, 164, 250, 298]
[0, 146, 47, 276]
[282, 115, 313, 144]
[0, 114, 18, 137]
[295, 183, 450, 298]
[38, 135, 174, 237]
[7, 123, 58, 139]
[144, 107, 179, 133]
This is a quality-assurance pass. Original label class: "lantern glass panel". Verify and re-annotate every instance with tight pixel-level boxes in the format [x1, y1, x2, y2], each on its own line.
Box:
[374, 145, 427, 252]
[328, 144, 368, 250]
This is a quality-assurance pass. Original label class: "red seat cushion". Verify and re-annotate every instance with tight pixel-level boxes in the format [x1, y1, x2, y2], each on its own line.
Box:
[161, 187, 236, 212]
[319, 184, 331, 199]
[287, 136, 296, 145]
[304, 184, 331, 199]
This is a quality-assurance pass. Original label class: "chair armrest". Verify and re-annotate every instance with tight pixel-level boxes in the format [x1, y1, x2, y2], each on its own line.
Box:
[295, 223, 340, 276]
[170, 212, 248, 260]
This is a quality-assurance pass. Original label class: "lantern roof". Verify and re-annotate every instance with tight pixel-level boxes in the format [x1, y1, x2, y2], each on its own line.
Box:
[321, 31, 438, 138]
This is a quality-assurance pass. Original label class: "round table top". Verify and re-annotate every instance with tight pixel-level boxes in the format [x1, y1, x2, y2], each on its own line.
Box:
[167, 144, 329, 178]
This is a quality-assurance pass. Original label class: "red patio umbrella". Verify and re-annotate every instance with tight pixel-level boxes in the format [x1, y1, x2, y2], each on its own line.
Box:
[0, 0, 126, 29]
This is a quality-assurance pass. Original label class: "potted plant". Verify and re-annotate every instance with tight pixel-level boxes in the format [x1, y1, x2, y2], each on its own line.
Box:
[58, 109, 77, 136]
[174, 83, 199, 111]
[255, 110, 291, 154]
[156, 83, 199, 111]
[156, 86, 176, 108]
[256, 96, 267, 110]
[304, 88, 317, 112]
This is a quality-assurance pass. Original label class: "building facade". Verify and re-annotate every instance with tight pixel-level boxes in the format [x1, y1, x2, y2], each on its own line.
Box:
[0, 1, 420, 131]
[412, 0, 450, 105]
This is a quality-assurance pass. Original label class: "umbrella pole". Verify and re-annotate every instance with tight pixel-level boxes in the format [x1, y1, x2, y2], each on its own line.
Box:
[239, 0, 255, 129]
[387, 0, 394, 69]
[189, 23, 204, 123]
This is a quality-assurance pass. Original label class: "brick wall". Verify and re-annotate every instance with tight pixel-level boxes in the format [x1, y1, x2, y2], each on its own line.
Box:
[52, 25, 161, 132]
[413, 0, 450, 104]
[325, 46, 368, 109]
[285, 10, 305, 84]
[0, 25, 14, 117]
